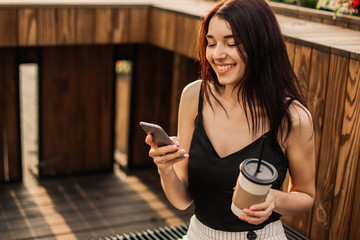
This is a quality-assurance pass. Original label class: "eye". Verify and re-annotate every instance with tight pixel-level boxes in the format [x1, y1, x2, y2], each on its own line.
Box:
[207, 42, 216, 47]
[227, 43, 237, 47]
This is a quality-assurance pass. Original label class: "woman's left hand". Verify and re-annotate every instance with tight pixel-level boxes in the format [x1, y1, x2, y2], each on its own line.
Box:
[238, 189, 277, 225]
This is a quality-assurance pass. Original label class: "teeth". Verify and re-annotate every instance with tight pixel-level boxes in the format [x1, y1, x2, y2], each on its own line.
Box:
[217, 65, 234, 71]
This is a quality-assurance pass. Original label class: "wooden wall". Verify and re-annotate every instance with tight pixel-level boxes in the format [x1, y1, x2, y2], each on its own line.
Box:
[0, 7, 149, 47]
[0, 4, 359, 239]
[0, 48, 21, 182]
[40, 45, 114, 176]
[282, 40, 360, 240]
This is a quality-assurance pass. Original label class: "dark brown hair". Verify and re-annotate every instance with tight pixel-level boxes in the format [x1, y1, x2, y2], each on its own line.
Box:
[198, 0, 306, 141]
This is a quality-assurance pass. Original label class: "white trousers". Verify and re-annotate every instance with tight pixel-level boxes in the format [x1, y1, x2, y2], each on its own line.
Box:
[182, 215, 288, 240]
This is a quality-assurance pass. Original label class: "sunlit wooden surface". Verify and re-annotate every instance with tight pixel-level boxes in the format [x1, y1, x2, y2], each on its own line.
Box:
[0, 166, 194, 240]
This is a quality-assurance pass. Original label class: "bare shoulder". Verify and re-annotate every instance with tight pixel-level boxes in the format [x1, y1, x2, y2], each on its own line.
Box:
[177, 80, 202, 153]
[289, 101, 313, 132]
[179, 80, 202, 114]
[181, 80, 202, 101]
[286, 100, 314, 146]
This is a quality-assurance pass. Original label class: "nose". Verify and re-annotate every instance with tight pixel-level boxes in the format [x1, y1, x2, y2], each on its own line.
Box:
[213, 44, 226, 60]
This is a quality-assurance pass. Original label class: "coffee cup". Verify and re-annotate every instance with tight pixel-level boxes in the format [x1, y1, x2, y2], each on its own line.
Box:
[231, 158, 278, 216]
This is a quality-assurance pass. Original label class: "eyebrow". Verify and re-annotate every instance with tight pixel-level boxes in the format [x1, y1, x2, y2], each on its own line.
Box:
[206, 34, 234, 39]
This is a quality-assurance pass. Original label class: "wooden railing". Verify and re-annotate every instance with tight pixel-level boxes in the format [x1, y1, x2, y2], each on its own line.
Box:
[0, 1, 359, 239]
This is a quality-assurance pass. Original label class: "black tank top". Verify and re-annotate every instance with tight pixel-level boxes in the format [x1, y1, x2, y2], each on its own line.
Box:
[188, 87, 289, 231]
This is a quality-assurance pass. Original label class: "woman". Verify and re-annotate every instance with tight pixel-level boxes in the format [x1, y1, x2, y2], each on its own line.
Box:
[145, 0, 315, 239]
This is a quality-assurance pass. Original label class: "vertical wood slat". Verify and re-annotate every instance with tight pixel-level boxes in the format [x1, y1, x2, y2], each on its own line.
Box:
[283, 47, 331, 238]
[149, 8, 176, 52]
[95, 8, 130, 44]
[293, 44, 312, 97]
[129, 8, 149, 43]
[285, 40, 296, 66]
[0, 52, 7, 181]
[40, 46, 113, 176]
[306, 48, 330, 172]
[174, 14, 200, 59]
[76, 8, 94, 44]
[95, 8, 112, 44]
[281, 43, 313, 237]
[56, 8, 76, 45]
[80, 45, 113, 169]
[0, 48, 21, 182]
[349, 156, 360, 240]
[0, 73, 4, 181]
[110, 8, 130, 44]
[37, 9, 56, 45]
[130, 45, 174, 168]
[41, 46, 74, 175]
[310, 53, 350, 240]
[17, 8, 37, 46]
[329, 58, 360, 240]
[0, 9, 17, 46]
[169, 54, 200, 136]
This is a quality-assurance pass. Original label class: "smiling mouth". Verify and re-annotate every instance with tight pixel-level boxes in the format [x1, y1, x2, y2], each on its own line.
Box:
[217, 64, 235, 72]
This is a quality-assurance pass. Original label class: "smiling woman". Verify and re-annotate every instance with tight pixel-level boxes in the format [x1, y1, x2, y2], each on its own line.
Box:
[205, 16, 247, 89]
[144, 0, 315, 239]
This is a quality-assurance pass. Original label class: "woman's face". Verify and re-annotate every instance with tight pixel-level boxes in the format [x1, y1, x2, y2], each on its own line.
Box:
[205, 16, 247, 89]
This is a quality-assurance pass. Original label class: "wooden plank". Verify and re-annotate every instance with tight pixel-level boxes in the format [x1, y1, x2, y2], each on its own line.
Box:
[4, 49, 21, 182]
[285, 40, 296, 67]
[0, 50, 6, 181]
[41, 46, 75, 176]
[94, 8, 112, 44]
[282, 47, 331, 238]
[37, 9, 57, 45]
[0, 48, 21, 182]
[0, 9, 17, 47]
[79, 46, 113, 170]
[129, 8, 149, 43]
[306, 49, 330, 173]
[41, 46, 114, 175]
[17, 8, 37, 46]
[97, 46, 114, 170]
[329, 58, 360, 240]
[149, 8, 176, 52]
[174, 14, 200, 59]
[0, 168, 193, 239]
[129, 45, 174, 168]
[169, 54, 199, 135]
[56, 8, 76, 45]
[349, 159, 360, 240]
[293, 44, 312, 97]
[110, 8, 130, 43]
[310, 53, 349, 240]
[94, 8, 131, 44]
[76, 8, 94, 44]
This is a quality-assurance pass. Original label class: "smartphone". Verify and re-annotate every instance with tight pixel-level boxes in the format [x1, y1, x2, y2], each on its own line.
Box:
[139, 121, 175, 147]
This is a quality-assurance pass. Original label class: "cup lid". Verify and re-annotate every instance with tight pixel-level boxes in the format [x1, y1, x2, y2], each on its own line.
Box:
[241, 158, 278, 185]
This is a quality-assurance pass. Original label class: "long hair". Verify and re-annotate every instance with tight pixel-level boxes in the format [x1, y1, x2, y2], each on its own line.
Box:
[198, 0, 306, 141]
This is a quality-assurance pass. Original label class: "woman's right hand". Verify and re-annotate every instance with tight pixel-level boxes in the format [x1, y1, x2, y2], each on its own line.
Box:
[145, 134, 188, 173]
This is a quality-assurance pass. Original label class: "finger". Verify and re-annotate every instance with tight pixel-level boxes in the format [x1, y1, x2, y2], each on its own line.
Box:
[149, 144, 179, 158]
[156, 154, 188, 165]
[152, 148, 187, 163]
[243, 207, 271, 218]
[169, 136, 180, 146]
[145, 134, 158, 148]
[239, 213, 267, 225]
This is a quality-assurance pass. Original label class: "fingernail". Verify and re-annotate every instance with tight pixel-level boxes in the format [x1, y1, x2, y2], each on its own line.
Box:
[243, 209, 250, 214]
